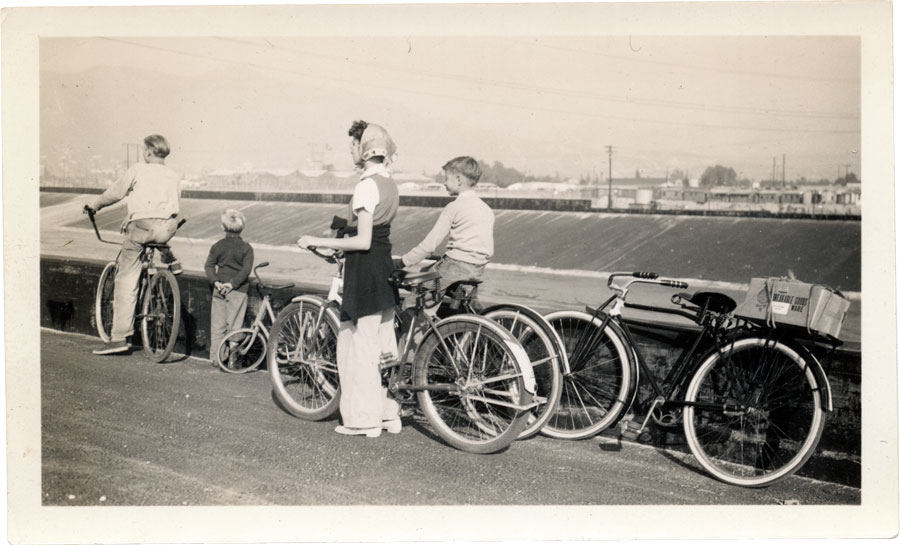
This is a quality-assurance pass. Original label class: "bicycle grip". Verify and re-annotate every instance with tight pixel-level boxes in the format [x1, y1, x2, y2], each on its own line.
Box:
[661, 279, 689, 289]
[633, 271, 658, 279]
[257, 261, 270, 268]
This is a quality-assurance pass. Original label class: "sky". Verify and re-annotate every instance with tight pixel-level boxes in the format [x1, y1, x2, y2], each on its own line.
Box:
[40, 35, 860, 181]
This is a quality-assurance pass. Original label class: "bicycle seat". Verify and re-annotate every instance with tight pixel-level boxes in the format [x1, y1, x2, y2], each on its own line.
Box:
[144, 242, 171, 249]
[268, 282, 295, 291]
[444, 279, 482, 291]
[679, 291, 737, 314]
[390, 269, 442, 287]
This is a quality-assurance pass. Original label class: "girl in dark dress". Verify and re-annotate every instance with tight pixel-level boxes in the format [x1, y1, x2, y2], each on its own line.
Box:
[297, 121, 401, 438]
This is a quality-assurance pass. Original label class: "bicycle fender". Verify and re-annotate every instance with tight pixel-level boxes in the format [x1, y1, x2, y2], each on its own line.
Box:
[793, 344, 834, 412]
[503, 339, 537, 395]
[435, 314, 537, 395]
[482, 303, 569, 370]
[287, 295, 341, 323]
[290, 294, 326, 305]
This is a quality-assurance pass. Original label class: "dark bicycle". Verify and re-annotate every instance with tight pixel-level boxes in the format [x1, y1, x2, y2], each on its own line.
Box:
[545, 271, 839, 487]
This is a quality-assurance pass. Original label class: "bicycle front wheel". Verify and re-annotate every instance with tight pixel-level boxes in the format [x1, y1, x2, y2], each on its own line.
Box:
[140, 270, 180, 362]
[483, 306, 563, 439]
[268, 299, 341, 421]
[542, 310, 633, 440]
[95, 262, 117, 342]
[414, 315, 532, 454]
[683, 337, 826, 487]
[216, 328, 266, 374]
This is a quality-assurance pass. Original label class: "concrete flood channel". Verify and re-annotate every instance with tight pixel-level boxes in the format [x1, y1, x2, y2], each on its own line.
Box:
[40, 190, 861, 487]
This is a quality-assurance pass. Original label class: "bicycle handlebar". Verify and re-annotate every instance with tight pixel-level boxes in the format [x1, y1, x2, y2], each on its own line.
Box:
[306, 245, 344, 264]
[608, 271, 689, 292]
[252, 262, 294, 291]
[83, 204, 118, 245]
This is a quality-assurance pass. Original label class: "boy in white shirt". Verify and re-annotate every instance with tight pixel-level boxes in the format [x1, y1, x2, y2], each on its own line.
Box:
[85, 134, 182, 354]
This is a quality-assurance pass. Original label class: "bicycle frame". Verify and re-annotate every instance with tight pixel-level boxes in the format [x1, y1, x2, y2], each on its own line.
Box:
[583, 272, 835, 433]
[591, 301, 723, 422]
[383, 273, 537, 407]
[244, 295, 277, 344]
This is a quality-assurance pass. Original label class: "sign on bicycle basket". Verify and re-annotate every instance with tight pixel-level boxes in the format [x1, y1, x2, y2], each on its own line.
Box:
[734, 277, 850, 339]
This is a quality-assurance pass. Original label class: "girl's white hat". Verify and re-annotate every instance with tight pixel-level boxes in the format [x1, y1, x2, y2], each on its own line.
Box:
[360, 124, 397, 165]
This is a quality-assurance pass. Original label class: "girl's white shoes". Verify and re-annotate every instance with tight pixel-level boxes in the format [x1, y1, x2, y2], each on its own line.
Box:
[381, 419, 402, 434]
[335, 425, 381, 438]
[334, 420, 402, 438]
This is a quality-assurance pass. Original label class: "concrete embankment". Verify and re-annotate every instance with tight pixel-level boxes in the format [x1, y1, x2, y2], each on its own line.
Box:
[41, 256, 861, 487]
[45, 189, 862, 292]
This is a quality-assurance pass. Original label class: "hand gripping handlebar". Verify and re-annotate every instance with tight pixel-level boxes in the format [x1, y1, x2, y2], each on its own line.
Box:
[306, 245, 344, 264]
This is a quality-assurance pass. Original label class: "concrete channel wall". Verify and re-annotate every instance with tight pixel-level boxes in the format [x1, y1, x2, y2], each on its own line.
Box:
[42, 256, 861, 486]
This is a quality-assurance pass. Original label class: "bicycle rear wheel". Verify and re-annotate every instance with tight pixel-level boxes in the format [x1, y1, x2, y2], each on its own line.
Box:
[414, 315, 532, 454]
[542, 310, 633, 439]
[216, 328, 266, 374]
[268, 299, 341, 420]
[95, 262, 117, 342]
[140, 270, 180, 362]
[483, 305, 563, 439]
[683, 337, 826, 487]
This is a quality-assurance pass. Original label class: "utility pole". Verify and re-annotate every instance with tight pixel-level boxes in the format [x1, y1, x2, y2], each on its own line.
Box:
[606, 145, 614, 209]
[122, 143, 138, 170]
[782, 153, 786, 188]
[771, 157, 776, 187]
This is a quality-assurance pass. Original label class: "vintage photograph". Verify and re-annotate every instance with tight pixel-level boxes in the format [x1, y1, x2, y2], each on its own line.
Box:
[4, 2, 896, 542]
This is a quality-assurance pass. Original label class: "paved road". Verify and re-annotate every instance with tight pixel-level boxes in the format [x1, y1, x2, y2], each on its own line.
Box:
[41, 329, 860, 507]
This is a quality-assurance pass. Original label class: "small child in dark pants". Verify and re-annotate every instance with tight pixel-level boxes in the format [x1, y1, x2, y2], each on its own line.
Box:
[204, 209, 254, 367]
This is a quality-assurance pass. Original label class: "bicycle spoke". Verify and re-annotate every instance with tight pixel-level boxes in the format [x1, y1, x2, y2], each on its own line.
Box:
[685, 338, 825, 486]
[416, 319, 529, 452]
[269, 301, 340, 419]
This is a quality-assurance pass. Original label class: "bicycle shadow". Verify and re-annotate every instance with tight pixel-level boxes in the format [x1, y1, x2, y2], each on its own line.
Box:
[599, 431, 710, 480]
[161, 301, 198, 364]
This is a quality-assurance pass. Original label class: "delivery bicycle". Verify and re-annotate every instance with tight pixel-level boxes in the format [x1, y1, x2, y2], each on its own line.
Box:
[266, 247, 536, 454]
[544, 271, 839, 487]
[86, 205, 184, 363]
[214, 262, 294, 374]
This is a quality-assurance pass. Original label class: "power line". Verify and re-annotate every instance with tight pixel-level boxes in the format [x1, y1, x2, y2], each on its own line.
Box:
[217, 37, 857, 120]
[97, 37, 859, 136]
[495, 37, 858, 85]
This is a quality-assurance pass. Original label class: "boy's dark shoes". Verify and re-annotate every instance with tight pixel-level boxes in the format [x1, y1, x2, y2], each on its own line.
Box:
[168, 260, 183, 275]
[92, 341, 131, 355]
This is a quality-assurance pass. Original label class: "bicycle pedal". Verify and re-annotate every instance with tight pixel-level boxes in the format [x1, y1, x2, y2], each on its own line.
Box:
[619, 420, 644, 441]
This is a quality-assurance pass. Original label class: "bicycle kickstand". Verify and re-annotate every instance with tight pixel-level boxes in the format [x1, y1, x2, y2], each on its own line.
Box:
[619, 396, 665, 442]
